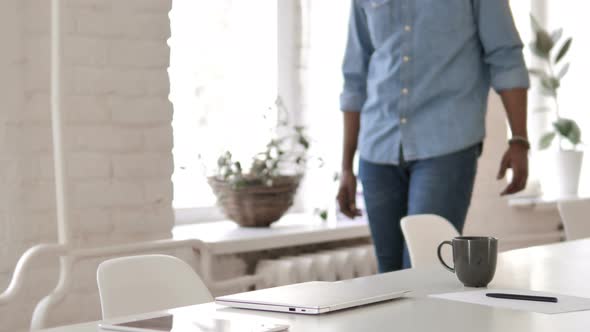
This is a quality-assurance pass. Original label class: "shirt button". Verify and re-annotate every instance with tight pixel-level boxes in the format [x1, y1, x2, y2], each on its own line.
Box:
[404, 25, 412, 32]
[402, 88, 409, 95]
[401, 117, 408, 124]
[403, 56, 410, 62]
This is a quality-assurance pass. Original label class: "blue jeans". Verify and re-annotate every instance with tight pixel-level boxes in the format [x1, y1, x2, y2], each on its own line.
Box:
[359, 143, 481, 272]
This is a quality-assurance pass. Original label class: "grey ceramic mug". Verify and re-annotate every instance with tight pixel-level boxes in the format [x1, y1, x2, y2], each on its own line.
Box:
[437, 236, 498, 287]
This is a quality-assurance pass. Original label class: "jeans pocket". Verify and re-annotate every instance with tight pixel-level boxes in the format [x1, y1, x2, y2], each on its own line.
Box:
[360, 0, 395, 46]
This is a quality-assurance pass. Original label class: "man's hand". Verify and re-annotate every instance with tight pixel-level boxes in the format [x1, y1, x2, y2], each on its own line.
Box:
[337, 170, 362, 218]
[497, 144, 529, 195]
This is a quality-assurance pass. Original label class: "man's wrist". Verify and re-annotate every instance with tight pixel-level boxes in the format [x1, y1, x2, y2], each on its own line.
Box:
[508, 136, 530, 150]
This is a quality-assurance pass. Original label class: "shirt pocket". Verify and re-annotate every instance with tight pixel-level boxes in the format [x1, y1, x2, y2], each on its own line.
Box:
[359, 0, 395, 47]
[420, 0, 470, 33]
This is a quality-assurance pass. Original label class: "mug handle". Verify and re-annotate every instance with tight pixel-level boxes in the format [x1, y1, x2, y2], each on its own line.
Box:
[437, 241, 455, 272]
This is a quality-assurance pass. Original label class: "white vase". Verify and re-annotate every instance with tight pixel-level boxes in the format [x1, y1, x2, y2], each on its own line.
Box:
[541, 150, 584, 198]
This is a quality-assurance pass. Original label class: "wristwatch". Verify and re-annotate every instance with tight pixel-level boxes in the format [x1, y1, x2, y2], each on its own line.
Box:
[508, 136, 530, 150]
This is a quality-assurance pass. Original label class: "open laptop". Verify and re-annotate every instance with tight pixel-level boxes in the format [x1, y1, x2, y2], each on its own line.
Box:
[216, 278, 409, 315]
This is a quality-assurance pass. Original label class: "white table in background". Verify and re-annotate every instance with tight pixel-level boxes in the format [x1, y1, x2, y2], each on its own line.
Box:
[42, 239, 590, 332]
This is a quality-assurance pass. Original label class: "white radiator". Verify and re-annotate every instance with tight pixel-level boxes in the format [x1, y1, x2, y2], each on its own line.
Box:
[254, 245, 378, 289]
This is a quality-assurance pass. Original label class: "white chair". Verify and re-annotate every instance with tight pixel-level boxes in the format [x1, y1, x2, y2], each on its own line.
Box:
[97, 254, 213, 319]
[558, 199, 590, 241]
[401, 214, 460, 268]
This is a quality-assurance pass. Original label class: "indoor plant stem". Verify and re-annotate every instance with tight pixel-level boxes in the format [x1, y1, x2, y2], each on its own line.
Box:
[547, 60, 564, 151]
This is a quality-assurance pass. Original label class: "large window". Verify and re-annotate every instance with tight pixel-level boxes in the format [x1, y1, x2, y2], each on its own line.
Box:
[296, 1, 352, 216]
[169, 0, 278, 219]
[169, 1, 353, 223]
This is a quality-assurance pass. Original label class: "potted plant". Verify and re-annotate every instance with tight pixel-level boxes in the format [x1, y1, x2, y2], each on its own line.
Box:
[207, 98, 311, 227]
[529, 15, 583, 197]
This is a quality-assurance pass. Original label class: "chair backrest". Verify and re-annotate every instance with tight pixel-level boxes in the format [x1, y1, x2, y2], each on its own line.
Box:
[558, 199, 590, 241]
[97, 254, 213, 319]
[401, 214, 460, 268]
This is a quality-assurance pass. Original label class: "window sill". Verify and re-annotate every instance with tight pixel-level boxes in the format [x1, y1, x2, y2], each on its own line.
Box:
[174, 205, 307, 225]
[174, 207, 226, 225]
[172, 213, 370, 255]
[508, 194, 588, 209]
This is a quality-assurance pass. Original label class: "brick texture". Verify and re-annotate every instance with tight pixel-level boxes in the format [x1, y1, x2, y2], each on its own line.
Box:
[0, 0, 174, 330]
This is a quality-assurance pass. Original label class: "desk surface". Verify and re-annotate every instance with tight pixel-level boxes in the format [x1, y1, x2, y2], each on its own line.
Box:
[44, 239, 590, 332]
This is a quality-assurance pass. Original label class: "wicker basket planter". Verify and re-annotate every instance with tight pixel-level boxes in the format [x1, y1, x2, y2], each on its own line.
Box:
[208, 175, 302, 227]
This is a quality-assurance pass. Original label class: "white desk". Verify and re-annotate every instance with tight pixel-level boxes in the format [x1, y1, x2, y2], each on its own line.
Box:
[42, 239, 590, 332]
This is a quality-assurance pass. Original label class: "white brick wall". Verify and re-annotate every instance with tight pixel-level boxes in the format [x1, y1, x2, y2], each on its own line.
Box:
[0, 0, 175, 330]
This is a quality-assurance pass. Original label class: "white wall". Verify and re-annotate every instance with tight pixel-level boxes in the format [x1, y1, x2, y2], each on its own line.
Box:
[0, 0, 175, 330]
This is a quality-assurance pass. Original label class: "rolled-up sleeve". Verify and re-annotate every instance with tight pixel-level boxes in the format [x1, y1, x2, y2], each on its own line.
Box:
[340, 0, 373, 112]
[474, 0, 530, 92]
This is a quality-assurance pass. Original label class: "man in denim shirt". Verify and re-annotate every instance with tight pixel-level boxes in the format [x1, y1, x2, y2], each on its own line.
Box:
[337, 0, 530, 272]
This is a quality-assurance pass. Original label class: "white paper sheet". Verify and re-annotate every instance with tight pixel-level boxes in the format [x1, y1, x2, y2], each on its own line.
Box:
[430, 289, 590, 314]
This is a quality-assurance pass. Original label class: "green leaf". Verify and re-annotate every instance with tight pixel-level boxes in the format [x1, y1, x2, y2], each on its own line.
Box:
[553, 118, 572, 135]
[555, 38, 572, 63]
[530, 14, 542, 33]
[553, 118, 582, 146]
[557, 63, 570, 80]
[539, 132, 556, 150]
[298, 136, 310, 149]
[528, 68, 548, 79]
[541, 77, 560, 91]
[333, 172, 340, 182]
[551, 28, 563, 43]
[535, 30, 555, 55]
[529, 42, 548, 59]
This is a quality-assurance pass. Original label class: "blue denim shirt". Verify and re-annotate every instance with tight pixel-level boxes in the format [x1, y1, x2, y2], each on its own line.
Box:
[340, 0, 529, 164]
